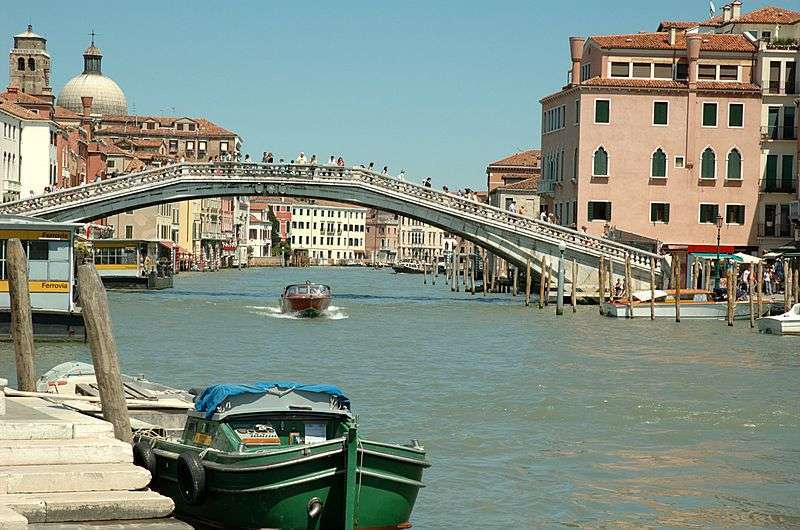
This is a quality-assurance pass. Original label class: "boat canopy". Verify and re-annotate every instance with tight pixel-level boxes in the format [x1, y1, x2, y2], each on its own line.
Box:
[194, 381, 350, 419]
[691, 252, 753, 262]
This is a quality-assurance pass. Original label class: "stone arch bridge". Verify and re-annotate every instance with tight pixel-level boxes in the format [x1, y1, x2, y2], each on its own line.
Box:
[0, 163, 666, 294]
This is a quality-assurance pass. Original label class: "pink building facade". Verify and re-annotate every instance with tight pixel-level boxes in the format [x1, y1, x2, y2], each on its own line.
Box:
[540, 31, 763, 251]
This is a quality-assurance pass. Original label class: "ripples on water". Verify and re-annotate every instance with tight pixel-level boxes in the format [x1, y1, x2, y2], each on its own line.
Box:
[1, 267, 797, 529]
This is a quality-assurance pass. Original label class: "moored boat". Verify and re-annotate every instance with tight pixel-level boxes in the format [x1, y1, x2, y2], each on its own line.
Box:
[757, 303, 800, 335]
[391, 260, 425, 274]
[602, 289, 767, 320]
[133, 381, 429, 530]
[280, 282, 331, 317]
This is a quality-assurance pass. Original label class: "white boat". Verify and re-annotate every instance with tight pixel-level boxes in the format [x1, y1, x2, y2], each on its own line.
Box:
[392, 259, 426, 274]
[757, 304, 800, 335]
[602, 289, 767, 320]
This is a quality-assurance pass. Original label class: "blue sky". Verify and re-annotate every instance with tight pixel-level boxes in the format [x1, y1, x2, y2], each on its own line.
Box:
[1, 1, 776, 188]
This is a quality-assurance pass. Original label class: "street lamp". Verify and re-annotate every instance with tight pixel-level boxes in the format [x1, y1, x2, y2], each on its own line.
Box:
[556, 241, 567, 315]
[714, 214, 724, 290]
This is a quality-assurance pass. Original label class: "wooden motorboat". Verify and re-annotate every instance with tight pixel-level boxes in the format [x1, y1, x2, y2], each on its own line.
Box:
[757, 303, 800, 335]
[391, 260, 425, 274]
[133, 381, 429, 529]
[602, 289, 768, 320]
[280, 282, 331, 317]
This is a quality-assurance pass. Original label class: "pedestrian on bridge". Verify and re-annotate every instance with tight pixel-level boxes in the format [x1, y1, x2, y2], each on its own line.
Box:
[309, 154, 317, 166]
[381, 166, 389, 175]
[336, 157, 345, 167]
[423, 177, 432, 188]
[507, 200, 517, 214]
[368, 162, 375, 171]
[327, 156, 336, 166]
[296, 152, 308, 164]
[397, 170, 405, 180]
[244, 154, 251, 163]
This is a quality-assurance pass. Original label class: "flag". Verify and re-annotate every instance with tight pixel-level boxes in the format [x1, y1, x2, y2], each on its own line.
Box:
[709, 0, 716, 16]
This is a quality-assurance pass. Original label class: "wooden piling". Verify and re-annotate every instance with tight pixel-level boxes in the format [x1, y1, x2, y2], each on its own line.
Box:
[538, 255, 545, 309]
[7, 239, 36, 392]
[756, 261, 763, 317]
[77, 264, 132, 443]
[674, 256, 681, 323]
[544, 257, 551, 306]
[624, 254, 633, 319]
[748, 264, 755, 328]
[607, 259, 614, 307]
[482, 252, 488, 296]
[649, 257, 656, 321]
[727, 265, 735, 327]
[525, 259, 532, 306]
[423, 263, 428, 285]
[512, 265, 518, 296]
[470, 256, 476, 294]
[784, 260, 790, 311]
[795, 260, 799, 307]
[571, 258, 577, 313]
[599, 255, 606, 315]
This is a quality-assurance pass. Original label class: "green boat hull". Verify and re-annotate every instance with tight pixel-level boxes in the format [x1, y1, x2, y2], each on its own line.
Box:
[140, 436, 428, 529]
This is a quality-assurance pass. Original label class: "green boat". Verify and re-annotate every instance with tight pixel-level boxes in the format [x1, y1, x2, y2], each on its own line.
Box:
[132, 381, 429, 529]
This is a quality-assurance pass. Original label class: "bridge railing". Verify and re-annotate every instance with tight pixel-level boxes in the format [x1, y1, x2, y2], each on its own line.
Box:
[0, 162, 663, 272]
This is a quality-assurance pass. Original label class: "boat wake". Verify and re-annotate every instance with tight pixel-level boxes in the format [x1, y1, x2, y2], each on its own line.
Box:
[246, 305, 348, 320]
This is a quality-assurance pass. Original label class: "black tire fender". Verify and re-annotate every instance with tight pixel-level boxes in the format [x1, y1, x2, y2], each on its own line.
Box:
[177, 452, 206, 505]
[132, 441, 157, 485]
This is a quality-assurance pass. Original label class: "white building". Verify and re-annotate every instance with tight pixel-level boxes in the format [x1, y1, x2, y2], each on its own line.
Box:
[397, 216, 448, 262]
[248, 213, 272, 258]
[0, 103, 22, 202]
[289, 200, 367, 264]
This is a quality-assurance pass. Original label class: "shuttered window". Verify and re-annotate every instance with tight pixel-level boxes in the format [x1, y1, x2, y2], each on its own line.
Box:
[653, 101, 668, 125]
[650, 203, 670, 223]
[593, 147, 609, 176]
[587, 201, 612, 222]
[701, 148, 716, 179]
[610, 62, 629, 78]
[594, 100, 610, 123]
[702, 103, 717, 126]
[726, 204, 745, 225]
[699, 203, 719, 224]
[728, 103, 744, 127]
[726, 149, 742, 180]
[651, 149, 667, 178]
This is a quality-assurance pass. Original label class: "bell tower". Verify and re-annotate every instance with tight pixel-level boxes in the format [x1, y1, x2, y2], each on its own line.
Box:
[8, 25, 53, 101]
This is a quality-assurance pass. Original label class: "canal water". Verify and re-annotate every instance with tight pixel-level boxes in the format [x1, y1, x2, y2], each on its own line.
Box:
[2, 267, 798, 528]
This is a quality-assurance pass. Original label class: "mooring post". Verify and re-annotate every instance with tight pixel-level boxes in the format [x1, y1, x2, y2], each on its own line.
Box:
[482, 251, 488, 296]
[727, 265, 735, 327]
[607, 259, 614, 307]
[77, 264, 132, 443]
[650, 257, 656, 321]
[525, 259, 531, 306]
[423, 262, 427, 285]
[556, 246, 565, 316]
[599, 255, 605, 315]
[674, 256, 681, 323]
[538, 255, 545, 309]
[544, 257, 551, 306]
[451, 254, 456, 292]
[7, 239, 36, 392]
[343, 425, 358, 530]
[749, 264, 755, 328]
[756, 261, 763, 317]
[470, 254, 476, 295]
[571, 258, 577, 313]
[784, 260, 790, 312]
[624, 254, 632, 319]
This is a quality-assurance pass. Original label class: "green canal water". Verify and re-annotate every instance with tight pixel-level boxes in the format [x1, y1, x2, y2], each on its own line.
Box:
[2, 267, 799, 528]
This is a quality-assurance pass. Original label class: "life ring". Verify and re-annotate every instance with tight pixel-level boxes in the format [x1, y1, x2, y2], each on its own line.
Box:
[177, 452, 206, 505]
[132, 441, 157, 485]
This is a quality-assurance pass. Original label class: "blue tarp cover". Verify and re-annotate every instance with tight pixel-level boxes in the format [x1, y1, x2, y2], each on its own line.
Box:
[195, 381, 349, 418]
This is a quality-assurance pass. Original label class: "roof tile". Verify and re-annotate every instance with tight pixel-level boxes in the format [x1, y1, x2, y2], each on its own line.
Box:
[589, 32, 756, 52]
[488, 149, 541, 168]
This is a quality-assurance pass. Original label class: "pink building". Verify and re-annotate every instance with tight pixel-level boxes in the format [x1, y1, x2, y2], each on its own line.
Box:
[539, 31, 762, 253]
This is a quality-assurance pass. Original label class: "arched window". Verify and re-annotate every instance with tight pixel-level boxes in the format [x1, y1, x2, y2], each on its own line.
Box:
[726, 148, 742, 180]
[593, 147, 608, 176]
[651, 148, 667, 178]
[17, 57, 24, 71]
[701, 148, 716, 179]
[27, 58, 35, 71]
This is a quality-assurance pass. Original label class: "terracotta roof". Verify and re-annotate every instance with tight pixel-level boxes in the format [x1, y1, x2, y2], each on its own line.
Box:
[96, 114, 236, 139]
[723, 6, 800, 24]
[0, 97, 47, 120]
[53, 105, 82, 120]
[249, 214, 263, 223]
[589, 32, 756, 52]
[580, 76, 760, 92]
[488, 149, 541, 168]
[497, 177, 541, 191]
[117, 138, 164, 149]
[100, 143, 137, 157]
[0, 90, 50, 106]
[657, 21, 699, 31]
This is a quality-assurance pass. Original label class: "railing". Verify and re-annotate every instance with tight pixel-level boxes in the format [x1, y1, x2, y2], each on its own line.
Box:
[758, 223, 792, 238]
[0, 162, 663, 273]
[761, 125, 797, 141]
[537, 179, 556, 195]
[761, 177, 797, 193]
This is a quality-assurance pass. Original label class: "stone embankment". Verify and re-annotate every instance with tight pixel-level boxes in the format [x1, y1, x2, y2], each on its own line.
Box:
[0, 380, 186, 529]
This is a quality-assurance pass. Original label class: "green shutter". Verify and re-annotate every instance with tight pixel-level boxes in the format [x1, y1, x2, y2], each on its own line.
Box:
[593, 148, 608, 176]
[727, 150, 741, 179]
[652, 150, 666, 177]
[653, 102, 668, 125]
[728, 104, 743, 127]
[664, 204, 670, 223]
[650, 203, 657, 222]
[765, 155, 778, 190]
[737, 205, 745, 225]
[587, 201, 595, 221]
[606, 202, 612, 221]
[781, 155, 794, 189]
[701, 149, 716, 178]
[595, 100, 609, 123]
[702, 103, 717, 126]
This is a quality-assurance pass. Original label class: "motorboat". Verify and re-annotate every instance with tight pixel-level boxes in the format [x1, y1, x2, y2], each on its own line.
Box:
[391, 260, 425, 274]
[280, 282, 331, 317]
[757, 303, 800, 335]
[602, 289, 767, 319]
[133, 381, 429, 529]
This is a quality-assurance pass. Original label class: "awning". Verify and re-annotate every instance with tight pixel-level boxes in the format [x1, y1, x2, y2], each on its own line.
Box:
[763, 241, 800, 259]
[690, 252, 739, 261]
[733, 252, 762, 264]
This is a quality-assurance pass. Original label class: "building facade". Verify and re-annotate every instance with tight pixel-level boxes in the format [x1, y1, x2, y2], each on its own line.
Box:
[288, 200, 367, 264]
[397, 217, 446, 262]
[365, 209, 400, 265]
[486, 149, 541, 193]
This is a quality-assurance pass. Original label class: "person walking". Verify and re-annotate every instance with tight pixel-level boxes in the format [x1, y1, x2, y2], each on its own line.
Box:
[539, 210, 548, 222]
[336, 156, 345, 167]
[244, 153, 251, 163]
[397, 170, 406, 180]
[368, 162, 375, 171]
[328, 155, 336, 166]
[309, 154, 317, 166]
[424, 177, 432, 188]
[764, 268, 772, 295]
[381, 166, 389, 175]
[507, 200, 517, 214]
[266, 152, 274, 163]
[296, 152, 308, 164]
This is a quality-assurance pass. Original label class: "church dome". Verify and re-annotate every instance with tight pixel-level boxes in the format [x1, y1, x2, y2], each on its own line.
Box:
[56, 41, 128, 116]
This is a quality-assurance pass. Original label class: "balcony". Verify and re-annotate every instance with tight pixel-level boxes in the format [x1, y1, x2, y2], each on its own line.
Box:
[761, 178, 797, 194]
[760, 125, 797, 141]
[758, 222, 793, 238]
[537, 179, 556, 196]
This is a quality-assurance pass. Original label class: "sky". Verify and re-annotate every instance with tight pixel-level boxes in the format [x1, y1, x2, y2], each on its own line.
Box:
[1, 0, 778, 189]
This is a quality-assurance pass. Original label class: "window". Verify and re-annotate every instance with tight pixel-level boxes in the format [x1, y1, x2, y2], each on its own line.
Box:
[719, 65, 738, 81]
[698, 64, 716, 80]
[675, 156, 685, 169]
[198, 141, 207, 152]
[125, 225, 134, 238]
[587, 201, 611, 222]
[220, 141, 228, 152]
[580, 63, 591, 81]
[675, 62, 688, 80]
[146, 122, 156, 130]
[699, 203, 719, 224]
[726, 204, 745, 225]
[651, 148, 667, 178]
[592, 147, 608, 176]
[650, 203, 670, 223]
[168, 140, 178, 152]
[27, 58, 35, 71]
[728, 103, 743, 127]
[653, 101, 668, 125]
[610, 62, 629, 77]
[726, 148, 742, 180]
[186, 141, 195, 151]
[701, 148, 716, 179]
[107, 159, 116, 168]
[632, 62, 651, 78]
[574, 100, 580, 124]
[761, 31, 771, 41]
[654, 63, 672, 79]
[702, 103, 717, 126]
[594, 100, 610, 123]
[17, 57, 24, 71]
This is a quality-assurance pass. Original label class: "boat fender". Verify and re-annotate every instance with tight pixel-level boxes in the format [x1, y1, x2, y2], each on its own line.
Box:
[132, 441, 157, 484]
[308, 497, 323, 519]
[177, 452, 206, 505]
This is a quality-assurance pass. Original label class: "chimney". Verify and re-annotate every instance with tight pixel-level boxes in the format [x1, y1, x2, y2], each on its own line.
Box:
[569, 36, 585, 86]
[722, 5, 732, 22]
[687, 34, 702, 84]
[669, 27, 677, 46]
[731, 0, 742, 19]
[81, 96, 94, 142]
